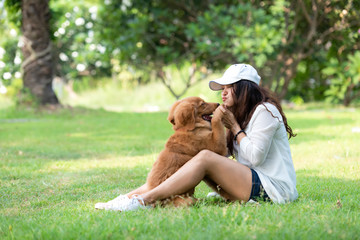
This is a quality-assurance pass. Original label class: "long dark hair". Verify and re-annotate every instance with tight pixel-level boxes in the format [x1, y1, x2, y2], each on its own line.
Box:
[227, 80, 296, 155]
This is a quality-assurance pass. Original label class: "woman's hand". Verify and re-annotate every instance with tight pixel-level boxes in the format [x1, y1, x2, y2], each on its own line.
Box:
[212, 105, 224, 122]
[218, 104, 241, 134]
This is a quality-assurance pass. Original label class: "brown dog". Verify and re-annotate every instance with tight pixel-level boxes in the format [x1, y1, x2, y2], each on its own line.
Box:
[144, 96, 227, 206]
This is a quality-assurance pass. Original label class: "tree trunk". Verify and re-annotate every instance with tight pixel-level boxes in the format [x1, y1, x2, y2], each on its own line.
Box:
[21, 0, 59, 105]
[278, 58, 300, 100]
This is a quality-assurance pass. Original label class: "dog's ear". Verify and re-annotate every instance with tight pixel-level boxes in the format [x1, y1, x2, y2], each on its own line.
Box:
[167, 100, 182, 125]
[173, 102, 196, 131]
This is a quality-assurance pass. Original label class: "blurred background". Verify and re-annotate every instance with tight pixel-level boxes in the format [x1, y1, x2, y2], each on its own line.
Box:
[0, 0, 359, 111]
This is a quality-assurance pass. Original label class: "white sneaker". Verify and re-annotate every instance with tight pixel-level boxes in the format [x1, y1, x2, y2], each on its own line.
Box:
[247, 199, 259, 204]
[96, 195, 151, 211]
[207, 192, 222, 198]
[117, 195, 151, 212]
[94, 194, 129, 210]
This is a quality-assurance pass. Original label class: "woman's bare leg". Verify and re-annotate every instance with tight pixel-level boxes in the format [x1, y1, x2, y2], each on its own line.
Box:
[140, 150, 252, 204]
[126, 183, 151, 198]
[126, 184, 149, 197]
[203, 177, 236, 200]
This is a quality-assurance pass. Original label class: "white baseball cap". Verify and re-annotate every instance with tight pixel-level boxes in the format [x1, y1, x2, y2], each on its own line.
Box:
[209, 64, 261, 91]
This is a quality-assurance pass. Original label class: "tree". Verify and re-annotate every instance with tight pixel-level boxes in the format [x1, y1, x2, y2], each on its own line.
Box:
[322, 51, 360, 106]
[98, 0, 218, 100]
[3, 0, 59, 105]
[98, 0, 360, 103]
[21, 0, 59, 105]
[266, 0, 360, 100]
[51, 1, 112, 87]
[3, 0, 112, 104]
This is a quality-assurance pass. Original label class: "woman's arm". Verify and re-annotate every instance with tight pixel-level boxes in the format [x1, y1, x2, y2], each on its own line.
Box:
[218, 105, 247, 143]
[237, 106, 280, 166]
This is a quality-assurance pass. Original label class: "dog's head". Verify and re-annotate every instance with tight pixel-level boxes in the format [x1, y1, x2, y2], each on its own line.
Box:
[167, 96, 219, 131]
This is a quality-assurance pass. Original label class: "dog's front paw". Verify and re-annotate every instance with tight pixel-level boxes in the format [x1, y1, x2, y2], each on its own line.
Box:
[212, 107, 223, 123]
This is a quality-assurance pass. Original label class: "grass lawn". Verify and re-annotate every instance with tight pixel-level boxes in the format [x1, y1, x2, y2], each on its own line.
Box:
[0, 104, 359, 239]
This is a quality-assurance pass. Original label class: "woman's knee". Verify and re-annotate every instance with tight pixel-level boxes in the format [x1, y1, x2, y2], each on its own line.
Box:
[193, 150, 216, 164]
[197, 149, 213, 158]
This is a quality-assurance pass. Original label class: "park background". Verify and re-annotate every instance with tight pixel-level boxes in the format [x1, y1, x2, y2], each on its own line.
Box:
[0, 0, 360, 239]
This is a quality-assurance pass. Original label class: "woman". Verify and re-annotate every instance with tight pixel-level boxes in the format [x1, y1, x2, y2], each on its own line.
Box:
[95, 63, 298, 211]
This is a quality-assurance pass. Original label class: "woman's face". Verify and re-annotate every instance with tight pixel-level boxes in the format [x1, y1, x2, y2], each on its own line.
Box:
[221, 84, 235, 107]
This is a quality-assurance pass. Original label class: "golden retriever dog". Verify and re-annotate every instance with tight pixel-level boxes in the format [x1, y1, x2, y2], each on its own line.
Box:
[142, 96, 227, 206]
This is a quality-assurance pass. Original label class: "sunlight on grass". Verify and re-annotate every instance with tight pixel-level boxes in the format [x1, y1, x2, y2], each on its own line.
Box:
[288, 109, 360, 183]
[42, 154, 157, 172]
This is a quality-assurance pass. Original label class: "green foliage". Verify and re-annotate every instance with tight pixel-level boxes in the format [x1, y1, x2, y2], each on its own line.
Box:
[51, 0, 112, 81]
[1, 0, 360, 105]
[98, 0, 284, 71]
[0, 1, 22, 91]
[322, 51, 360, 105]
[4, 77, 22, 97]
[0, 37, 20, 86]
[0, 0, 113, 104]
[287, 57, 329, 102]
[97, 0, 288, 98]
[3, 0, 21, 28]
[97, 0, 360, 104]
[290, 95, 304, 106]
[0, 106, 359, 239]
[184, 3, 285, 68]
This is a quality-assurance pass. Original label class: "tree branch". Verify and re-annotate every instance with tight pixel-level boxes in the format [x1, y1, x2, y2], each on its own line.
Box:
[21, 36, 52, 71]
[298, 0, 312, 24]
[157, 68, 180, 99]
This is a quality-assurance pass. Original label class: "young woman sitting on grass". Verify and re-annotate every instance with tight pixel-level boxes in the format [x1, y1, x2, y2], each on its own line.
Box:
[95, 63, 298, 211]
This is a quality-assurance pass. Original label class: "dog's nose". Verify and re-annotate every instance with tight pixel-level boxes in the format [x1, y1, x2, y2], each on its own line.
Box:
[217, 103, 220, 107]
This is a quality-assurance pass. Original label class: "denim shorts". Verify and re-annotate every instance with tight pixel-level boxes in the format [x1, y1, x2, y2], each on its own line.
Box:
[249, 169, 270, 201]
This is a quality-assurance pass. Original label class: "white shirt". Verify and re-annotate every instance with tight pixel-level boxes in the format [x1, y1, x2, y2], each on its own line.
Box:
[234, 103, 298, 203]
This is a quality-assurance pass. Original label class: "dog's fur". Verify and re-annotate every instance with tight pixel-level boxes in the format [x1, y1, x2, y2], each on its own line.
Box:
[145, 96, 227, 206]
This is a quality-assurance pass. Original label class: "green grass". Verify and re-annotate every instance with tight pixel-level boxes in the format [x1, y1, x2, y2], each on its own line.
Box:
[61, 77, 223, 112]
[1, 101, 360, 239]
